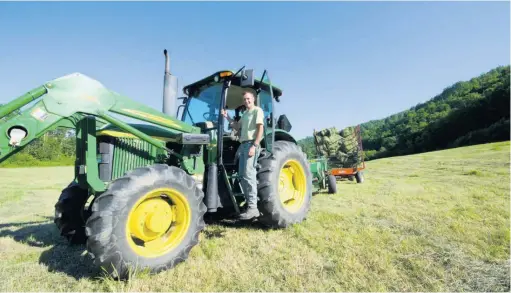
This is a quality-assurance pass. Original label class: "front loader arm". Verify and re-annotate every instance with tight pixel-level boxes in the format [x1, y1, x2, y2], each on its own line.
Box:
[0, 72, 200, 164]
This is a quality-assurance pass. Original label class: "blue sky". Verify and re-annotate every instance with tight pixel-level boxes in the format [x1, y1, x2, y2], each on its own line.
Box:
[0, 1, 509, 140]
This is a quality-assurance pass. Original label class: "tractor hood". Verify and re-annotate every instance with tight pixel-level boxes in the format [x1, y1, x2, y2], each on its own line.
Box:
[98, 123, 178, 139]
[97, 123, 210, 145]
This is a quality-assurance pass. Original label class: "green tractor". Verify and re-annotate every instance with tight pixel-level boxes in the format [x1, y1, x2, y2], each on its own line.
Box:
[0, 50, 312, 278]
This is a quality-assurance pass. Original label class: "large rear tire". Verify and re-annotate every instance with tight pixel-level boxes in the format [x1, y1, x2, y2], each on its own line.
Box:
[256, 141, 312, 228]
[85, 164, 206, 279]
[54, 182, 91, 244]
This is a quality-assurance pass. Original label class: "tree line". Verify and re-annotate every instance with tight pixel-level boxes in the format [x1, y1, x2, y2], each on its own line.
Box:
[1, 65, 509, 167]
[298, 65, 510, 161]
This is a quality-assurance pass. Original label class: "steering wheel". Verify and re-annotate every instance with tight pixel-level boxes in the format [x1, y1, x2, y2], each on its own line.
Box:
[203, 112, 219, 122]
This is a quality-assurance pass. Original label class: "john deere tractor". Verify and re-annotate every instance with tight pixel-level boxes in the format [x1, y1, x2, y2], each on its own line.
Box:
[0, 50, 312, 278]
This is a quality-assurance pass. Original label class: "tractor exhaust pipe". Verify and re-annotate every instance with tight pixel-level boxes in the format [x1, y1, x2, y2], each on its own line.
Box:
[162, 49, 178, 117]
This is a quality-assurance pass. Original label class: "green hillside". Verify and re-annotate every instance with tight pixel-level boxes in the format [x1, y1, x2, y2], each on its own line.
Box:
[298, 65, 510, 160]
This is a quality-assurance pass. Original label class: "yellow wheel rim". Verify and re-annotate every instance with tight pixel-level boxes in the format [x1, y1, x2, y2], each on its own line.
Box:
[278, 159, 307, 213]
[126, 187, 191, 258]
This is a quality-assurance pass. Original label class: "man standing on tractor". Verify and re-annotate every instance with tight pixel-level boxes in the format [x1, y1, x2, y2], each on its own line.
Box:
[221, 91, 264, 220]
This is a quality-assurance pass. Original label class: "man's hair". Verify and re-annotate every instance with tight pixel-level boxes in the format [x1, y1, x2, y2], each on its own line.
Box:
[242, 91, 255, 98]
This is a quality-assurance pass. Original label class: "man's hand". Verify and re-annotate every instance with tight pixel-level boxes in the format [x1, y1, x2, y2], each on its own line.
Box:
[222, 109, 234, 124]
[248, 145, 256, 157]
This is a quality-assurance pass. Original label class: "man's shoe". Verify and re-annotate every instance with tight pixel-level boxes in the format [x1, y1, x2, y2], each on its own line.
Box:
[238, 207, 260, 220]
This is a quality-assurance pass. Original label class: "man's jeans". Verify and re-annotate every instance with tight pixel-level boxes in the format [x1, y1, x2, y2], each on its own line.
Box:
[238, 141, 259, 209]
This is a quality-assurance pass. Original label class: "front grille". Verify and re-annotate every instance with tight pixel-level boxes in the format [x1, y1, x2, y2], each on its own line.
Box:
[98, 136, 158, 181]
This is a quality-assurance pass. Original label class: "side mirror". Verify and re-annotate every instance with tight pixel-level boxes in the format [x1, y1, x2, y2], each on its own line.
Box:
[240, 69, 254, 87]
[277, 115, 292, 132]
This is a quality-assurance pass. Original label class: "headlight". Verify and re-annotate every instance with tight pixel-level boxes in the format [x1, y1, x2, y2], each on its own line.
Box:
[8, 127, 27, 147]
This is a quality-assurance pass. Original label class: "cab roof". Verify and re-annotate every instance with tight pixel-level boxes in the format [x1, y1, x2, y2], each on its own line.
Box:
[182, 70, 283, 99]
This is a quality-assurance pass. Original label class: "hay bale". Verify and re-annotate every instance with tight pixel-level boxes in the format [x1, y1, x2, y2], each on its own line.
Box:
[340, 127, 354, 138]
[340, 138, 358, 153]
[314, 126, 342, 156]
[314, 126, 362, 168]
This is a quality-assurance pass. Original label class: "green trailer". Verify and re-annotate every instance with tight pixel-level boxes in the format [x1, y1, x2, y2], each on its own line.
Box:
[0, 50, 313, 279]
[309, 157, 337, 194]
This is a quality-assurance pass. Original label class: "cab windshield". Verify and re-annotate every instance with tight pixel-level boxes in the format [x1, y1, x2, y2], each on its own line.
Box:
[182, 84, 223, 125]
[182, 83, 238, 131]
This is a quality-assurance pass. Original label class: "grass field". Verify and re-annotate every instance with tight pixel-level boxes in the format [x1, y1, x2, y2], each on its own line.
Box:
[0, 141, 509, 292]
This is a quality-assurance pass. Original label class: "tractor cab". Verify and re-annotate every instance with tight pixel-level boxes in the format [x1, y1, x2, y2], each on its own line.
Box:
[179, 69, 281, 133]
[178, 68, 291, 168]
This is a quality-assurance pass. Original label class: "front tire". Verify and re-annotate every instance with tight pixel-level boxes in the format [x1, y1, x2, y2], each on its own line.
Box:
[256, 141, 312, 228]
[85, 164, 206, 279]
[54, 182, 91, 244]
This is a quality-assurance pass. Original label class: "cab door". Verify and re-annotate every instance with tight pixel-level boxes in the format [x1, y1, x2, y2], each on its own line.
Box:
[258, 70, 275, 153]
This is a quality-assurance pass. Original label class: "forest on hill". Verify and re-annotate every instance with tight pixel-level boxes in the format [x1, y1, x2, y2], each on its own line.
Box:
[298, 65, 510, 160]
[0, 65, 509, 167]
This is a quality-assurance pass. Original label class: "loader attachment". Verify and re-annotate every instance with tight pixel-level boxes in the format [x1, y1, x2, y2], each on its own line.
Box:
[0, 73, 209, 191]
